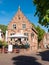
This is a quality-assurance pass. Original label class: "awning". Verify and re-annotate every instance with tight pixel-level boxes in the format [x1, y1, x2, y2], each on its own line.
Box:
[8, 34, 28, 38]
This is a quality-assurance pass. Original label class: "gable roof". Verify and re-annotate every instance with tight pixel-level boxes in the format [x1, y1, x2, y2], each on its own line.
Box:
[10, 6, 31, 25]
[8, 6, 38, 34]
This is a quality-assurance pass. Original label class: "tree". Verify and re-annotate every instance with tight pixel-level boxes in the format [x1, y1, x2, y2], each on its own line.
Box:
[36, 25, 45, 43]
[0, 24, 7, 35]
[33, 0, 49, 31]
[32, 23, 45, 43]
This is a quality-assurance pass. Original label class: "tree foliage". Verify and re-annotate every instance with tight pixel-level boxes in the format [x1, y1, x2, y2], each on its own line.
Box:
[33, 0, 49, 31]
[36, 25, 45, 43]
[32, 24, 45, 43]
[0, 24, 7, 35]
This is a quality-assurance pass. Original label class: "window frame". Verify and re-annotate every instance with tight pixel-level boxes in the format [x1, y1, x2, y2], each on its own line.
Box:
[22, 24, 26, 29]
[13, 24, 16, 29]
[24, 33, 28, 41]
[24, 33, 28, 36]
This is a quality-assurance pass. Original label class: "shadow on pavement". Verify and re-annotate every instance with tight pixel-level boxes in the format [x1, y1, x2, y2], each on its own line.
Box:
[12, 55, 41, 65]
[38, 50, 49, 61]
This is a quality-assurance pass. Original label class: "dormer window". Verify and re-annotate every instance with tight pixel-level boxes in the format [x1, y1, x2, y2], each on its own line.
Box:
[13, 24, 16, 29]
[22, 24, 26, 29]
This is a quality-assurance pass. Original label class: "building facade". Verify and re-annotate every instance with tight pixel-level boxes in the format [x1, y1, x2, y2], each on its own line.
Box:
[43, 33, 49, 48]
[7, 7, 38, 51]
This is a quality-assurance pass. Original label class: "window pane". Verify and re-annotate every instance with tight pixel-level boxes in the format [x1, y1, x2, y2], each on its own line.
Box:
[10, 33, 15, 35]
[11, 38, 12, 41]
[31, 33, 34, 37]
[22, 24, 26, 29]
[24, 33, 28, 36]
[13, 24, 16, 29]
[24, 33, 28, 41]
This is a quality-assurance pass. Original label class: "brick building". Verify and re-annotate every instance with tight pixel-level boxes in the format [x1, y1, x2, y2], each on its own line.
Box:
[42, 33, 49, 48]
[6, 7, 38, 51]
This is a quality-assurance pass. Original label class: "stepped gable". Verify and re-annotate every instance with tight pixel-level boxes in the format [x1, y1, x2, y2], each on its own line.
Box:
[8, 6, 37, 33]
[8, 6, 31, 25]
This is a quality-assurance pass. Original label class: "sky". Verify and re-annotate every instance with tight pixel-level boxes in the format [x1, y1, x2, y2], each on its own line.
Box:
[0, 0, 48, 32]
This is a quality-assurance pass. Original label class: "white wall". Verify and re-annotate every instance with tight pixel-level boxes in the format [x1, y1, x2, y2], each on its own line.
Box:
[0, 29, 2, 40]
[5, 30, 8, 42]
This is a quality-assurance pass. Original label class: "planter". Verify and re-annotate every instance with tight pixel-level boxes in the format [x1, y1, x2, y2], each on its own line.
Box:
[13, 48, 16, 53]
[13, 48, 20, 53]
[4, 48, 8, 53]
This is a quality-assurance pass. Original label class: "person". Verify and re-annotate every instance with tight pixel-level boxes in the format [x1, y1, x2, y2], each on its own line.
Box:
[8, 43, 13, 53]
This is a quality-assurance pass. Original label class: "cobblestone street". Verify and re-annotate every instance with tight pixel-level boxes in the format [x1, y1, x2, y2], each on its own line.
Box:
[0, 50, 49, 65]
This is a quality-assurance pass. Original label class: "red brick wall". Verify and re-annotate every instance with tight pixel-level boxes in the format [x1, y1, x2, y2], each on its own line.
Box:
[7, 9, 38, 51]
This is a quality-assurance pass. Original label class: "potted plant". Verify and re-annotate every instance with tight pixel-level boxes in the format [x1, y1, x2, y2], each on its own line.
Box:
[2, 41, 8, 53]
[25, 43, 30, 49]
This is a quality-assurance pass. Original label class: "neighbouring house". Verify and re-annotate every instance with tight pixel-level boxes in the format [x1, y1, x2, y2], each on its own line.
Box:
[43, 33, 49, 48]
[0, 29, 5, 41]
[39, 33, 49, 49]
[6, 7, 38, 51]
[39, 40, 44, 49]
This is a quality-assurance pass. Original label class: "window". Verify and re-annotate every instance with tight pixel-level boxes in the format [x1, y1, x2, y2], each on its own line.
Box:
[24, 33, 28, 36]
[31, 33, 34, 37]
[31, 33, 34, 38]
[24, 38, 28, 41]
[11, 38, 12, 41]
[24, 33, 28, 41]
[13, 24, 16, 29]
[22, 24, 26, 29]
[10, 33, 15, 35]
